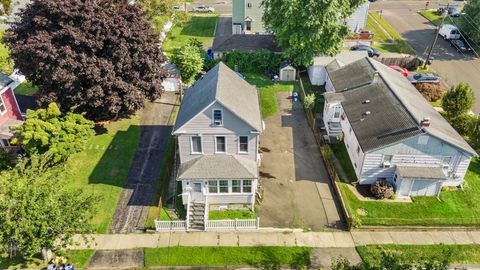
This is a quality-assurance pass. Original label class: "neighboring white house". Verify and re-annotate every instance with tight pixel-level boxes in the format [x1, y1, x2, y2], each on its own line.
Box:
[317, 56, 477, 197]
[172, 62, 263, 229]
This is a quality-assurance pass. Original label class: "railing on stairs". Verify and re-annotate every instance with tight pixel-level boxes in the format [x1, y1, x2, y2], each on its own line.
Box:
[185, 192, 191, 230]
[203, 196, 209, 231]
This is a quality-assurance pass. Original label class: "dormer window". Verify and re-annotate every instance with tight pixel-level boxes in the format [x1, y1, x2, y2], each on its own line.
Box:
[213, 109, 223, 126]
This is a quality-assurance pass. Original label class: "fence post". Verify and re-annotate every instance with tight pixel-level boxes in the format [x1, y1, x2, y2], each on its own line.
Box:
[235, 218, 238, 231]
[256, 217, 260, 229]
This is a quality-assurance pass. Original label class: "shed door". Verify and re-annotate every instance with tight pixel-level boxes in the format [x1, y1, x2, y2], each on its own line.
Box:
[283, 69, 295, 81]
[410, 180, 438, 196]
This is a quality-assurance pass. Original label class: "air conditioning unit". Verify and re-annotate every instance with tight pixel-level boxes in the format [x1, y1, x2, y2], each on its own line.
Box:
[382, 161, 391, 168]
[214, 120, 222, 126]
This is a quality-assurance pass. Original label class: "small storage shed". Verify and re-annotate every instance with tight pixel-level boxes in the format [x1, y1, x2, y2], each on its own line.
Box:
[162, 63, 182, 92]
[394, 166, 446, 197]
[279, 61, 296, 81]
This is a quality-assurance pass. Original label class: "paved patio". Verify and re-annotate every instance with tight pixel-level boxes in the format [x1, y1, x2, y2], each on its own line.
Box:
[257, 92, 344, 231]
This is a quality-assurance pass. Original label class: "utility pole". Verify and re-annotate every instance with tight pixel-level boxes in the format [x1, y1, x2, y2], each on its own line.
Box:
[423, 2, 449, 69]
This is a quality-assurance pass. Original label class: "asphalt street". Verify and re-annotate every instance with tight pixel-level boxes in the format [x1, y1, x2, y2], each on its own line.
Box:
[371, 0, 480, 114]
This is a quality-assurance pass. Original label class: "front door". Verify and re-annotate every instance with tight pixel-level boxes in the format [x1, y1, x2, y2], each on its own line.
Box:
[191, 182, 204, 202]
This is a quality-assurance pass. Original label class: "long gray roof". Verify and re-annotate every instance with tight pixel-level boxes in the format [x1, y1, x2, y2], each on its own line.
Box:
[397, 166, 447, 180]
[173, 62, 263, 133]
[326, 57, 477, 155]
[177, 155, 258, 180]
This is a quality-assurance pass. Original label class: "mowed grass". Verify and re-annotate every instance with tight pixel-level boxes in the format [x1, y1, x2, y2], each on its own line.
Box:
[162, 15, 218, 55]
[357, 244, 480, 265]
[0, 250, 94, 269]
[0, 30, 13, 73]
[340, 158, 480, 226]
[209, 210, 257, 220]
[328, 143, 358, 183]
[367, 11, 417, 55]
[66, 116, 141, 233]
[144, 247, 311, 267]
[15, 81, 39, 96]
[244, 73, 298, 118]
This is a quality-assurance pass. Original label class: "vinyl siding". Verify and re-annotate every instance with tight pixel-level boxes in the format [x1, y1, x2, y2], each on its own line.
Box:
[232, 0, 245, 25]
[325, 75, 335, 92]
[207, 194, 255, 204]
[244, 0, 265, 33]
[340, 113, 365, 177]
[308, 66, 326, 86]
[0, 88, 22, 126]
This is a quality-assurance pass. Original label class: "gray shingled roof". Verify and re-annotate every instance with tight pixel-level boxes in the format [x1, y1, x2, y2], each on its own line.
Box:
[314, 51, 369, 70]
[396, 166, 447, 180]
[325, 57, 477, 156]
[177, 155, 258, 180]
[172, 62, 263, 133]
[212, 34, 282, 53]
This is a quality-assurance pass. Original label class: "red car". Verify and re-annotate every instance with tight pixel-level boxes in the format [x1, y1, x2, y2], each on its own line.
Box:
[389, 65, 409, 77]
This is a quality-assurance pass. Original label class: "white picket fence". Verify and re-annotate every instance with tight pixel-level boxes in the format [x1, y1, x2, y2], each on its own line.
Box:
[206, 218, 260, 231]
[154, 220, 187, 231]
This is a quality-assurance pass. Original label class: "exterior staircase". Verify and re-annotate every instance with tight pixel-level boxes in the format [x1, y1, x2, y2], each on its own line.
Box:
[188, 202, 206, 230]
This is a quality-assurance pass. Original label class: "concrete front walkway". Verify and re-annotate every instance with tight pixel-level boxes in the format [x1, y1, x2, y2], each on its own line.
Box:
[69, 230, 480, 250]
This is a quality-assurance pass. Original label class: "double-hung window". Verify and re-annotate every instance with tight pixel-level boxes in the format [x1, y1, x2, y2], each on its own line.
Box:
[242, 180, 252, 193]
[208, 181, 218, 193]
[213, 109, 223, 126]
[232, 180, 241, 193]
[191, 136, 202, 154]
[238, 136, 249, 153]
[442, 157, 452, 169]
[216, 136, 226, 153]
[0, 95, 6, 115]
[219, 180, 229, 193]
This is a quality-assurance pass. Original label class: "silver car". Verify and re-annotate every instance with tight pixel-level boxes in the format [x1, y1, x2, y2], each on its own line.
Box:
[193, 5, 215, 13]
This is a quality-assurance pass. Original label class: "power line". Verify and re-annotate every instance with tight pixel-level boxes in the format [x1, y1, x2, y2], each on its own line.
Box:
[462, 13, 480, 32]
[446, 16, 480, 57]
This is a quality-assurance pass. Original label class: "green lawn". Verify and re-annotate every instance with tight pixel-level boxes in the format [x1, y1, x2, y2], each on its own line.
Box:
[357, 244, 480, 265]
[300, 74, 324, 115]
[418, 10, 462, 27]
[0, 250, 94, 269]
[340, 158, 480, 226]
[244, 73, 298, 118]
[15, 81, 39, 96]
[367, 12, 417, 55]
[328, 143, 358, 183]
[144, 247, 311, 268]
[162, 15, 218, 55]
[209, 210, 257, 220]
[66, 116, 141, 233]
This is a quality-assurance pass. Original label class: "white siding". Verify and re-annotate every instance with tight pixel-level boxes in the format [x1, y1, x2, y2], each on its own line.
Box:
[208, 194, 255, 204]
[325, 75, 335, 92]
[307, 66, 327, 86]
[340, 113, 365, 178]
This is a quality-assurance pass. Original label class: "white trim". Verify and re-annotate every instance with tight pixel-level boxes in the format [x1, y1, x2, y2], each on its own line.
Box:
[0, 92, 7, 116]
[215, 135, 227, 154]
[212, 108, 224, 127]
[190, 135, 203, 154]
[205, 179, 255, 195]
[238, 135, 249, 154]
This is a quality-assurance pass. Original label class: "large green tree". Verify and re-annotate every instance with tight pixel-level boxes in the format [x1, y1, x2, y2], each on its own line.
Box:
[441, 82, 474, 119]
[262, 0, 365, 66]
[459, 0, 480, 45]
[139, 0, 179, 18]
[172, 40, 204, 85]
[0, 155, 97, 259]
[469, 115, 480, 151]
[12, 103, 94, 165]
[4, 0, 168, 120]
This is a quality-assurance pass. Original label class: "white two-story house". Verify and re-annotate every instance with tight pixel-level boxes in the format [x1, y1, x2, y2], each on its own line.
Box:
[316, 56, 477, 197]
[172, 62, 263, 228]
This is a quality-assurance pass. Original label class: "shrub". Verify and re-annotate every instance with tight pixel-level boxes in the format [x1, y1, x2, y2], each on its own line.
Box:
[448, 113, 474, 137]
[442, 82, 474, 118]
[370, 180, 394, 199]
[304, 93, 315, 110]
[222, 50, 284, 74]
[415, 83, 445, 102]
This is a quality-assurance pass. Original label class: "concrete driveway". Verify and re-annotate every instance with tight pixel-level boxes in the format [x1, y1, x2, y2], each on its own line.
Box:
[257, 92, 344, 231]
[371, 0, 480, 114]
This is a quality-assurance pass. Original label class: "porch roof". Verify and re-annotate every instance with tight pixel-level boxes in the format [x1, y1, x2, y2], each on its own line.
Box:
[396, 166, 447, 180]
[0, 119, 23, 139]
[177, 155, 258, 180]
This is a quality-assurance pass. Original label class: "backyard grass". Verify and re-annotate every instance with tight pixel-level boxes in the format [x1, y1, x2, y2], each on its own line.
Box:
[15, 81, 39, 96]
[209, 210, 257, 220]
[0, 30, 13, 73]
[367, 11, 417, 55]
[328, 143, 358, 183]
[144, 247, 311, 267]
[162, 15, 218, 55]
[300, 73, 324, 115]
[357, 244, 480, 265]
[244, 73, 298, 118]
[340, 158, 480, 226]
[0, 250, 94, 269]
[66, 116, 141, 233]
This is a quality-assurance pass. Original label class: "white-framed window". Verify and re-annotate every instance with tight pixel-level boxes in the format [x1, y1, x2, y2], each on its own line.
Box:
[219, 180, 229, 193]
[333, 107, 341, 118]
[1, 139, 10, 147]
[232, 180, 241, 193]
[212, 109, 223, 126]
[242, 180, 252, 193]
[382, 155, 393, 168]
[191, 136, 202, 154]
[208, 180, 218, 193]
[442, 156, 452, 168]
[0, 94, 6, 115]
[247, 2, 253, 8]
[215, 136, 226, 153]
[238, 136, 249, 153]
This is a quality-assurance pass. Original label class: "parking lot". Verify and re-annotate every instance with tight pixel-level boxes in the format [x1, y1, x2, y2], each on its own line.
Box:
[257, 93, 344, 231]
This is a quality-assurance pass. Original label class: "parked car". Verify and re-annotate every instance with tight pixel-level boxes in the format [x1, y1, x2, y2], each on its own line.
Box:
[438, 24, 461, 40]
[350, 45, 380, 57]
[437, 6, 461, 17]
[407, 72, 440, 84]
[450, 39, 472, 53]
[389, 65, 409, 77]
[173, 5, 185, 11]
[193, 5, 215, 12]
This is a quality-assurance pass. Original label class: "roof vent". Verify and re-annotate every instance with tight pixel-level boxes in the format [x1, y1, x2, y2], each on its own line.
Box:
[373, 71, 380, 83]
[420, 117, 431, 128]
[365, 111, 371, 115]
[363, 99, 371, 104]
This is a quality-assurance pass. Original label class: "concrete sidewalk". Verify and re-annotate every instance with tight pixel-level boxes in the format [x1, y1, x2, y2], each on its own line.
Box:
[69, 230, 480, 250]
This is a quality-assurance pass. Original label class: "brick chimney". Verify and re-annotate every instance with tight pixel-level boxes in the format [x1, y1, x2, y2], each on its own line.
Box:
[420, 117, 431, 128]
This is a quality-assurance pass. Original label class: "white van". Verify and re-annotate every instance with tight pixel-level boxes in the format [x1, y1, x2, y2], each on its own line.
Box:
[439, 24, 461, 40]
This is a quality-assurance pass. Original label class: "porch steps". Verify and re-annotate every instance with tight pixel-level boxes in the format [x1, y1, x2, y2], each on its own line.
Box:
[188, 202, 206, 230]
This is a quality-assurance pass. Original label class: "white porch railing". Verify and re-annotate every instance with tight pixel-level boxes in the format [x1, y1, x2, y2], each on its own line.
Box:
[206, 218, 260, 231]
[154, 220, 187, 231]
